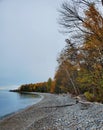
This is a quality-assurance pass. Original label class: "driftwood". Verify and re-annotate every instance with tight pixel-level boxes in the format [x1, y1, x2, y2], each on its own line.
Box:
[43, 103, 75, 109]
[79, 100, 93, 105]
[74, 95, 93, 105]
[43, 101, 92, 109]
[42, 95, 93, 109]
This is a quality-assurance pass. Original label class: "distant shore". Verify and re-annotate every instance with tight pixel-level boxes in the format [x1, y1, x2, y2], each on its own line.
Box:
[0, 93, 103, 130]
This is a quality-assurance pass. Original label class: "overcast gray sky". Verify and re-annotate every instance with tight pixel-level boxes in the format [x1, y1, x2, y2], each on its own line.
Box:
[0, 0, 66, 88]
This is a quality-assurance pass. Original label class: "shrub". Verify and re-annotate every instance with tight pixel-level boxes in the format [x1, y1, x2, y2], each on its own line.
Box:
[84, 92, 95, 102]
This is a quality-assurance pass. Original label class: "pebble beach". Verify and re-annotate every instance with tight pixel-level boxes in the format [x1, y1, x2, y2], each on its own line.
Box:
[0, 93, 103, 130]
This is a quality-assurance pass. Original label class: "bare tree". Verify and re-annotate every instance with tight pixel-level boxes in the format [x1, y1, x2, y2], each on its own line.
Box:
[58, 0, 101, 43]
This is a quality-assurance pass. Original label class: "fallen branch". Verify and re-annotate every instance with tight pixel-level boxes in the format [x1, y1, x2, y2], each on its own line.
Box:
[79, 100, 93, 105]
[43, 103, 75, 108]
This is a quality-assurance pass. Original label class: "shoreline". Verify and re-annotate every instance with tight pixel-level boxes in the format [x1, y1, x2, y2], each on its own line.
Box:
[0, 92, 44, 121]
[0, 93, 103, 130]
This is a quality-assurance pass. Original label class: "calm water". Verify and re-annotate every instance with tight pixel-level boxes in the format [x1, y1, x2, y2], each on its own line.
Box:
[0, 90, 41, 119]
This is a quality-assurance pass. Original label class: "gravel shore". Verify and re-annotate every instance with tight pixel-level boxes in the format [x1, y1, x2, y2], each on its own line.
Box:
[0, 93, 103, 130]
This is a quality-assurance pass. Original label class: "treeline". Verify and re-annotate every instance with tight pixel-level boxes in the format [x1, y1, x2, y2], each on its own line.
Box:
[18, 0, 103, 103]
[18, 78, 55, 93]
[54, 0, 103, 103]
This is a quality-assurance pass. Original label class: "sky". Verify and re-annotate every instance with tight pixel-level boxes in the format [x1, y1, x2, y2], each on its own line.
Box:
[0, 0, 66, 89]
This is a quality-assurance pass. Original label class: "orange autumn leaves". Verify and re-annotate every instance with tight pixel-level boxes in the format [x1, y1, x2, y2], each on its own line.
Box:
[55, 3, 103, 102]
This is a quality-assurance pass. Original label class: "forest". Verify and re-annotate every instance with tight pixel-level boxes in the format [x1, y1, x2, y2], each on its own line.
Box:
[19, 0, 103, 103]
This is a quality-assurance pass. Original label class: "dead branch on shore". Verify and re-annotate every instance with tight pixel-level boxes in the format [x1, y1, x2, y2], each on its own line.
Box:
[42, 100, 93, 109]
[43, 103, 75, 109]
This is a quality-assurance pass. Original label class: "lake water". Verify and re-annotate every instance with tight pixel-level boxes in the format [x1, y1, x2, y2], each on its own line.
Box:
[0, 90, 42, 119]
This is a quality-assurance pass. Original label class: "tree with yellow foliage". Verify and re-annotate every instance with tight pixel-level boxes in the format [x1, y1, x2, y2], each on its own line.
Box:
[57, 0, 103, 102]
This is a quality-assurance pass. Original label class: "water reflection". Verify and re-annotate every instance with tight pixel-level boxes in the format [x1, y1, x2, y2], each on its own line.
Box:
[0, 91, 41, 118]
[18, 92, 40, 99]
